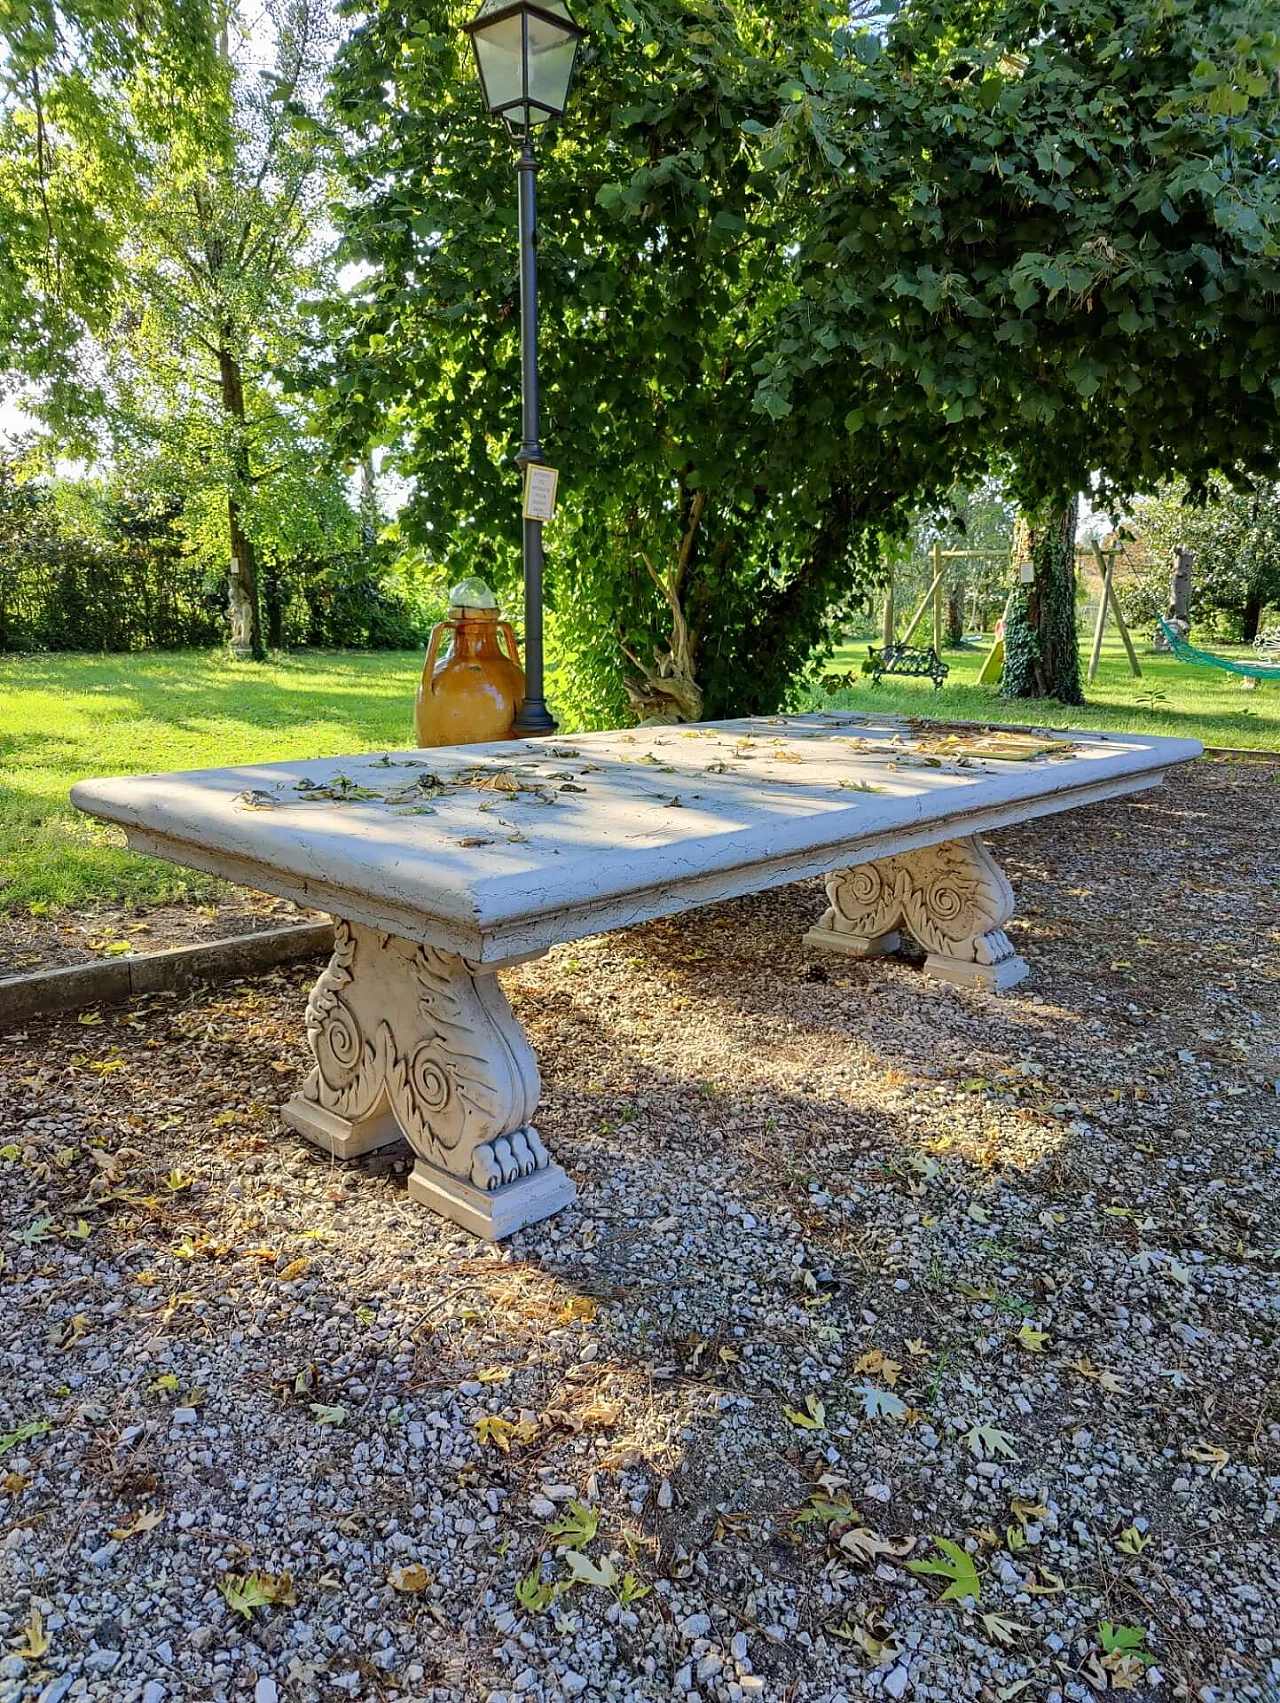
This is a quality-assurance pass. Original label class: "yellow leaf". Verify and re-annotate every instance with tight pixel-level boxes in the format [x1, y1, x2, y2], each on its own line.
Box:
[476, 1368, 511, 1384]
[855, 1349, 903, 1387]
[276, 1258, 309, 1282]
[1116, 1525, 1150, 1556]
[1016, 1323, 1049, 1354]
[560, 1297, 598, 1323]
[219, 1571, 296, 1618]
[1187, 1443, 1229, 1479]
[1008, 1496, 1048, 1530]
[388, 1564, 433, 1594]
[110, 1508, 165, 1540]
[784, 1393, 826, 1430]
[905, 1338, 929, 1358]
[14, 1606, 49, 1658]
[475, 1416, 515, 1452]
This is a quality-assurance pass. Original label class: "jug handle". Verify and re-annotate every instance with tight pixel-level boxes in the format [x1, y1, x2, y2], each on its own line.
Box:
[422, 619, 454, 693]
[499, 622, 522, 670]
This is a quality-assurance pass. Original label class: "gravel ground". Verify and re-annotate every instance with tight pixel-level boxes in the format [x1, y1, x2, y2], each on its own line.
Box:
[0, 754, 1277, 1703]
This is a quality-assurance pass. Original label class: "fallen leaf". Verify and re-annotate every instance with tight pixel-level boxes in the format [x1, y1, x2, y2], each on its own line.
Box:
[982, 1611, 1031, 1647]
[965, 1422, 1018, 1461]
[839, 1526, 913, 1566]
[907, 1536, 981, 1603]
[13, 1605, 49, 1658]
[219, 1571, 296, 1618]
[546, 1500, 599, 1549]
[563, 1550, 617, 1589]
[1187, 1442, 1229, 1479]
[0, 1419, 51, 1457]
[855, 1349, 903, 1387]
[852, 1384, 908, 1422]
[388, 1564, 433, 1594]
[784, 1393, 826, 1430]
[110, 1508, 165, 1540]
[475, 1415, 515, 1452]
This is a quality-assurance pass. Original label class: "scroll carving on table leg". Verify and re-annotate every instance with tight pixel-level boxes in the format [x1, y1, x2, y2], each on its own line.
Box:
[804, 835, 1029, 992]
[282, 920, 575, 1238]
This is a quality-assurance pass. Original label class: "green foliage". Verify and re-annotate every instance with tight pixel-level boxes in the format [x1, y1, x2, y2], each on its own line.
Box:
[906, 1536, 982, 1603]
[770, 0, 1280, 514]
[0, 453, 419, 652]
[0, 455, 222, 650]
[1, 0, 354, 659]
[1127, 477, 1280, 641]
[321, 0, 945, 725]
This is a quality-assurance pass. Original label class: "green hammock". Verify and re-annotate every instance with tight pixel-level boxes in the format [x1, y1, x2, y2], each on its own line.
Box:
[1156, 616, 1280, 681]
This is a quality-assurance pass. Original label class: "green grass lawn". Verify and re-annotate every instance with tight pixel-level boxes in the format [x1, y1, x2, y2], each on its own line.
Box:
[0, 649, 426, 912]
[1, 635, 1276, 914]
[805, 628, 1280, 751]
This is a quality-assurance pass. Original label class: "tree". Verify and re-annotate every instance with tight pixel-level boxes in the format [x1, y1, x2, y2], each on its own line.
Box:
[2, 0, 341, 658]
[0, 0, 215, 383]
[320, 0, 972, 725]
[1127, 476, 1280, 642]
[762, 0, 1280, 701]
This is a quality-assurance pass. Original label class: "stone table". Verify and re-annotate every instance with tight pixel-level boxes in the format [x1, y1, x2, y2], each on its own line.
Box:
[72, 712, 1201, 1237]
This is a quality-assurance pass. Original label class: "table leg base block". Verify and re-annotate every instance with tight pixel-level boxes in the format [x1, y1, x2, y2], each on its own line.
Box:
[803, 927, 901, 959]
[282, 1095, 405, 1159]
[407, 1157, 577, 1241]
[923, 952, 1030, 993]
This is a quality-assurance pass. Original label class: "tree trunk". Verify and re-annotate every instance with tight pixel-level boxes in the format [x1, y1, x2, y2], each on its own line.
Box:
[218, 343, 264, 661]
[1243, 588, 1263, 643]
[945, 584, 964, 648]
[359, 453, 379, 548]
[262, 556, 284, 649]
[1170, 546, 1193, 623]
[1002, 501, 1083, 704]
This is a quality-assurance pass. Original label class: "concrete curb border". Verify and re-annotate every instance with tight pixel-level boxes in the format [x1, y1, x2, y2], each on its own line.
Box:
[1202, 746, 1278, 760]
[0, 921, 334, 1027]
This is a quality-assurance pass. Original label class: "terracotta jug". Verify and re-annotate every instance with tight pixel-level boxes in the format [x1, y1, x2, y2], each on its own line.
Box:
[414, 578, 525, 748]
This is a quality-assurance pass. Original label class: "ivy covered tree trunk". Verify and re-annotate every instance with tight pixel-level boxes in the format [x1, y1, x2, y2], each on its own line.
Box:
[1002, 502, 1083, 704]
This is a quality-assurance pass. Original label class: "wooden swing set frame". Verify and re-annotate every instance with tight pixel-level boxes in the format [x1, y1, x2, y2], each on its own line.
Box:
[881, 539, 1142, 687]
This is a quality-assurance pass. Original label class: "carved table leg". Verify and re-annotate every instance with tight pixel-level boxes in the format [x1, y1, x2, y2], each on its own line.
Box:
[804, 835, 1029, 992]
[282, 920, 576, 1239]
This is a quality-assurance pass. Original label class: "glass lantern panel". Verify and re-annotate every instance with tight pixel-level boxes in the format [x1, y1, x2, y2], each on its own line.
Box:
[526, 8, 577, 116]
[473, 12, 526, 114]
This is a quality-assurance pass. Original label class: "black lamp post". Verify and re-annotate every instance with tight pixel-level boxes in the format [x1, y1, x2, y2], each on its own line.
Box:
[465, 0, 583, 737]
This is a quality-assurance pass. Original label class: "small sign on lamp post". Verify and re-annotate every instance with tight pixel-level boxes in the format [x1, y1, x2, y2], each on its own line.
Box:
[523, 465, 559, 523]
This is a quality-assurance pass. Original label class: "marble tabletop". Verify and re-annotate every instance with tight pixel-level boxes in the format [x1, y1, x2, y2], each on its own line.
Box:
[71, 712, 1202, 963]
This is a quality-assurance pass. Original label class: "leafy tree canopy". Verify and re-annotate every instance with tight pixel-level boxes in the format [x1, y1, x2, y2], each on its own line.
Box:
[320, 0, 978, 725]
[764, 0, 1280, 514]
